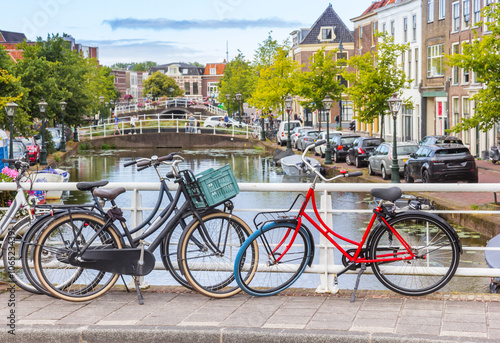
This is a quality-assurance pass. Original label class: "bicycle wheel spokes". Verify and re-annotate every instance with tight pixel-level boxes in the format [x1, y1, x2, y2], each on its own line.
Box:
[34, 214, 122, 301]
[370, 215, 460, 296]
[180, 212, 256, 298]
[235, 224, 312, 297]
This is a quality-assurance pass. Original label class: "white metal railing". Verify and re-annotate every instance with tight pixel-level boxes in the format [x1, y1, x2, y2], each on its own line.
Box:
[1, 182, 499, 293]
[77, 117, 259, 140]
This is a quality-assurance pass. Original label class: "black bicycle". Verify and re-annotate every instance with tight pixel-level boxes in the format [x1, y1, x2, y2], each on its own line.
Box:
[30, 152, 257, 303]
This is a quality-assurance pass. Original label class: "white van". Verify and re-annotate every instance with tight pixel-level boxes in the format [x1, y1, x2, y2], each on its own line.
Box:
[277, 120, 302, 146]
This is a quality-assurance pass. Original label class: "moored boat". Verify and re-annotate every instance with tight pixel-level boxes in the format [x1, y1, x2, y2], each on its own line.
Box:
[280, 154, 321, 177]
[30, 167, 70, 199]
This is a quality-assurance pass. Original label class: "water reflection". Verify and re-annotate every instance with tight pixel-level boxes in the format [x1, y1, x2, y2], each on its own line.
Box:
[54, 148, 492, 293]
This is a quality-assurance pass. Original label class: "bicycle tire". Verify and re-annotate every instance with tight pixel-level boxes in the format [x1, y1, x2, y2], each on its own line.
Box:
[33, 213, 123, 302]
[1, 216, 42, 294]
[234, 222, 313, 297]
[178, 212, 257, 298]
[369, 212, 460, 296]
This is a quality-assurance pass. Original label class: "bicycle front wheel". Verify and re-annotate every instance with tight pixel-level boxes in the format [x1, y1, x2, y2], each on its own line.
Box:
[369, 213, 460, 296]
[234, 222, 313, 297]
[178, 212, 257, 298]
[33, 213, 123, 302]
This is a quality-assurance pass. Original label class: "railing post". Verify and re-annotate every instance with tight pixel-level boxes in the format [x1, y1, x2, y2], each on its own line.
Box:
[246, 124, 249, 139]
[121, 121, 124, 135]
[232, 123, 235, 137]
[316, 190, 338, 294]
[158, 115, 160, 133]
[104, 123, 106, 137]
[140, 120, 142, 134]
[90, 126, 92, 140]
[128, 190, 148, 288]
[176, 119, 179, 133]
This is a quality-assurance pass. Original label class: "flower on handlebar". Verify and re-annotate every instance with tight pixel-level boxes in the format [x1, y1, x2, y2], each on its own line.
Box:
[1, 166, 18, 180]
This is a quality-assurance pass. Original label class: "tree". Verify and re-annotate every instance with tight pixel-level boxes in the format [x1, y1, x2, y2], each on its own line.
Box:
[295, 47, 345, 116]
[142, 71, 183, 99]
[446, 4, 500, 133]
[217, 52, 255, 116]
[253, 32, 281, 73]
[250, 46, 299, 117]
[342, 32, 411, 137]
[132, 61, 157, 71]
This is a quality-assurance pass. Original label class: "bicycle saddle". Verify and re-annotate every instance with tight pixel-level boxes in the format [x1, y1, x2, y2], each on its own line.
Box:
[93, 187, 126, 200]
[76, 180, 109, 191]
[370, 187, 402, 202]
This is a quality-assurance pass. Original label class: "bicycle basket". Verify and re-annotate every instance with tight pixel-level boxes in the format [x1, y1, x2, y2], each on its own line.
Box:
[183, 165, 239, 209]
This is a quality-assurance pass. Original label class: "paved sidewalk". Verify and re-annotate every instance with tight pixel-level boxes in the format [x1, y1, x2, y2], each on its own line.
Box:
[1, 286, 500, 343]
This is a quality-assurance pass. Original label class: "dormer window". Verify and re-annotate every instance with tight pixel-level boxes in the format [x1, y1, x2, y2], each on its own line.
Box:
[210, 68, 216, 75]
[318, 26, 335, 41]
[182, 69, 188, 75]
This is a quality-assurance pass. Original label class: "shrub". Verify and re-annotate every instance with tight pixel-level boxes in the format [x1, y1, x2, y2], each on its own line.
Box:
[101, 143, 110, 150]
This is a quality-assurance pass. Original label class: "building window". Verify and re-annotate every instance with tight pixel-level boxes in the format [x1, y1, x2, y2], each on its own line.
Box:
[184, 82, 190, 95]
[382, 22, 387, 33]
[428, 0, 435, 22]
[462, 97, 470, 144]
[486, 0, 496, 25]
[182, 69, 188, 75]
[359, 26, 363, 48]
[439, 0, 446, 19]
[453, 97, 460, 128]
[390, 20, 395, 37]
[452, 44, 460, 84]
[463, 0, 470, 29]
[320, 27, 334, 41]
[210, 68, 216, 75]
[338, 75, 348, 87]
[412, 14, 417, 40]
[404, 17, 408, 42]
[192, 82, 198, 95]
[415, 48, 419, 86]
[473, 0, 481, 24]
[463, 69, 470, 83]
[408, 49, 412, 81]
[453, 2, 460, 31]
[427, 44, 444, 77]
[372, 22, 376, 46]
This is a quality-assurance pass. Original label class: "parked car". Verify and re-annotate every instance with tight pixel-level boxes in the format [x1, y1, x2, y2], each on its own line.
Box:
[314, 131, 343, 157]
[46, 127, 61, 150]
[277, 120, 302, 146]
[16, 136, 40, 163]
[203, 116, 224, 128]
[330, 135, 360, 163]
[368, 142, 419, 180]
[419, 135, 463, 146]
[346, 137, 384, 168]
[291, 126, 313, 148]
[404, 144, 478, 183]
[166, 98, 193, 107]
[225, 117, 247, 128]
[11, 140, 28, 162]
[296, 130, 321, 151]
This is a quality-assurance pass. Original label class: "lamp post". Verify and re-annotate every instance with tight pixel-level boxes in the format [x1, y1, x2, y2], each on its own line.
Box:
[260, 111, 265, 141]
[5, 102, 18, 168]
[285, 95, 293, 150]
[235, 92, 242, 126]
[59, 101, 67, 152]
[225, 93, 231, 118]
[99, 95, 105, 128]
[387, 93, 403, 183]
[322, 95, 333, 164]
[38, 98, 48, 165]
[338, 33, 344, 130]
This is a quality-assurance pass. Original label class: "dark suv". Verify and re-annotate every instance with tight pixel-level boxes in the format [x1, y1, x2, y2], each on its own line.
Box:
[346, 137, 384, 168]
[419, 135, 463, 146]
[404, 144, 478, 183]
[330, 135, 360, 163]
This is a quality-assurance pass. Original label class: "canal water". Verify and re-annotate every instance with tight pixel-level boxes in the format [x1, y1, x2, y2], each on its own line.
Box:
[53, 147, 491, 293]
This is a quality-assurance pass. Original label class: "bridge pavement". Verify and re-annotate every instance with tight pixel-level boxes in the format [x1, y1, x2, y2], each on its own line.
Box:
[1, 285, 500, 343]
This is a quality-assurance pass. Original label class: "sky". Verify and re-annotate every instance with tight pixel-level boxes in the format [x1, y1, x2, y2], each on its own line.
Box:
[2, 0, 375, 67]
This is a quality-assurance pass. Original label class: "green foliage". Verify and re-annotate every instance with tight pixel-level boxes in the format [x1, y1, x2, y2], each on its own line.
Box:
[101, 143, 110, 150]
[253, 32, 281, 73]
[110, 61, 157, 71]
[342, 32, 411, 134]
[295, 47, 344, 112]
[143, 71, 183, 99]
[217, 52, 255, 114]
[111, 144, 117, 149]
[446, 3, 500, 133]
[54, 153, 61, 163]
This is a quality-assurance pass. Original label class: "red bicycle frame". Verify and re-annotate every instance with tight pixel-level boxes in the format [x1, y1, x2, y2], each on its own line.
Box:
[273, 186, 416, 265]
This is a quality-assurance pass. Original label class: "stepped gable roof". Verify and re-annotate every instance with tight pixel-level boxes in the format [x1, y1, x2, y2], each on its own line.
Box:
[301, 4, 354, 45]
[0, 30, 27, 43]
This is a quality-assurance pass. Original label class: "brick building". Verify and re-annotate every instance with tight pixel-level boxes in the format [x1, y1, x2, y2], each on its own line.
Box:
[202, 62, 226, 99]
[149, 62, 204, 100]
[0, 30, 30, 62]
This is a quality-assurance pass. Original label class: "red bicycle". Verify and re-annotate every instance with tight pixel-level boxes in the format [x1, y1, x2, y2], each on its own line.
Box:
[234, 140, 462, 299]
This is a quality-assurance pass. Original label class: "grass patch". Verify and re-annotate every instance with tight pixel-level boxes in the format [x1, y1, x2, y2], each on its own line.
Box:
[101, 143, 111, 150]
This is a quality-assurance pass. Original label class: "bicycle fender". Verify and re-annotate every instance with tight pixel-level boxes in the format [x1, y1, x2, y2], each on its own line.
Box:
[261, 220, 315, 267]
[366, 210, 462, 254]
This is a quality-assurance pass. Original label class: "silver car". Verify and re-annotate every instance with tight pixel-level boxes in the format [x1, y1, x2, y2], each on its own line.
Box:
[296, 129, 321, 151]
[368, 142, 419, 180]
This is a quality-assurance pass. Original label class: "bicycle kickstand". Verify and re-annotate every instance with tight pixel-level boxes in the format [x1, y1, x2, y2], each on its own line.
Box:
[133, 276, 145, 305]
[350, 263, 367, 303]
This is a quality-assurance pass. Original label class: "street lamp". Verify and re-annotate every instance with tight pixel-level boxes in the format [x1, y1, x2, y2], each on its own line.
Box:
[225, 93, 231, 118]
[322, 95, 333, 164]
[38, 98, 48, 165]
[5, 102, 18, 168]
[59, 101, 67, 152]
[387, 93, 403, 183]
[285, 95, 293, 150]
[235, 92, 242, 125]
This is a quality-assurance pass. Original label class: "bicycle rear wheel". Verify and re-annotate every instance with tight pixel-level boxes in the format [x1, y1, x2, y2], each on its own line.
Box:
[1, 216, 42, 294]
[178, 212, 257, 298]
[160, 221, 193, 290]
[234, 222, 313, 297]
[369, 213, 460, 296]
[33, 213, 123, 302]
